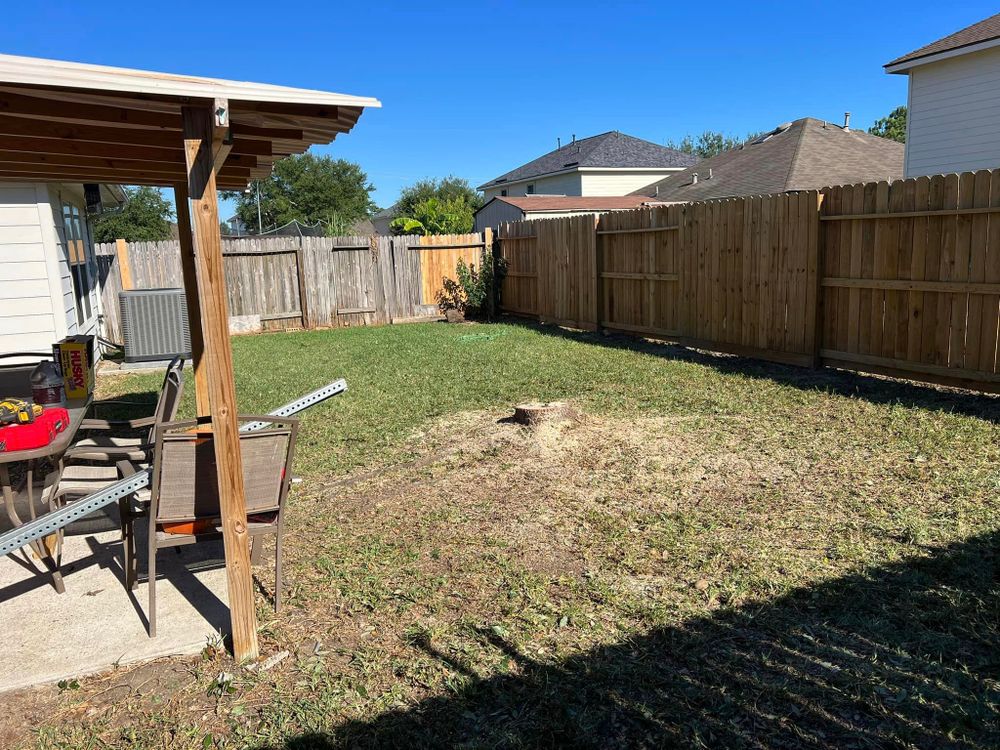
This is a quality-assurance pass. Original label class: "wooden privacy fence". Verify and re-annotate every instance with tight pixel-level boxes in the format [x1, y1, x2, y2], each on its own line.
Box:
[97, 231, 491, 342]
[499, 168, 1000, 393]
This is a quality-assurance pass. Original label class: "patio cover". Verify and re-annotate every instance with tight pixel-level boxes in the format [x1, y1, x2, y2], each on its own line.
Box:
[0, 54, 380, 189]
[0, 53, 380, 660]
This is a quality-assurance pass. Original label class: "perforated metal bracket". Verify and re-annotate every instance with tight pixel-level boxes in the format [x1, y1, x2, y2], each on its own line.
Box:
[0, 378, 348, 558]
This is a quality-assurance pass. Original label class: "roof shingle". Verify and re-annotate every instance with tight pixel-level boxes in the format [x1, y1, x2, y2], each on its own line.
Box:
[886, 12, 1000, 68]
[478, 132, 697, 189]
[631, 118, 903, 203]
[488, 195, 653, 212]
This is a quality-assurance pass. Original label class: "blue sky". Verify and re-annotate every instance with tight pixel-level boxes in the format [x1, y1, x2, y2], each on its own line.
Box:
[1, 1, 995, 212]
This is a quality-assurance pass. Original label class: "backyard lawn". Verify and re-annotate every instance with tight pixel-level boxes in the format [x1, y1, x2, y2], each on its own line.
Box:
[7, 320, 1000, 748]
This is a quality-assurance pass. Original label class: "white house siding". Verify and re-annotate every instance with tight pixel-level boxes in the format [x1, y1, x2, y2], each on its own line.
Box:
[0, 184, 65, 362]
[579, 170, 681, 196]
[483, 171, 582, 201]
[0, 182, 99, 365]
[905, 46, 1000, 177]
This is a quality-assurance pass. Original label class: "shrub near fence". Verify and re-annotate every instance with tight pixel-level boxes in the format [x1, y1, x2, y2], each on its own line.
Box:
[499, 168, 1000, 393]
[96, 231, 492, 342]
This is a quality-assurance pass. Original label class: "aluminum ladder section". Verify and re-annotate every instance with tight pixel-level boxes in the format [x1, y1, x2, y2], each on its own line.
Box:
[0, 378, 347, 558]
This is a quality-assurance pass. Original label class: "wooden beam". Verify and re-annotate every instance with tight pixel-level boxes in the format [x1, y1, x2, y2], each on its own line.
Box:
[0, 116, 273, 155]
[821, 277, 1000, 295]
[182, 103, 259, 661]
[821, 206, 1000, 221]
[1, 135, 186, 162]
[0, 90, 182, 130]
[0, 162, 253, 183]
[174, 184, 210, 418]
[115, 239, 133, 290]
[0, 149, 260, 172]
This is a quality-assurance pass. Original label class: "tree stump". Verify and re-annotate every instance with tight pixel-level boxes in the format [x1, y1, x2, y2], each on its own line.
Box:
[512, 401, 572, 427]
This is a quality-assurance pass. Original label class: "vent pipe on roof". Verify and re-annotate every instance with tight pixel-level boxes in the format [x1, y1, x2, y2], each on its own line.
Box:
[708, 168, 713, 180]
[843, 112, 851, 132]
[558, 137, 561, 148]
[691, 173, 699, 185]
[572, 134, 576, 143]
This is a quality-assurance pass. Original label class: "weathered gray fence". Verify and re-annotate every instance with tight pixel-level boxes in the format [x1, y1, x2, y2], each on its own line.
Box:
[95, 232, 487, 342]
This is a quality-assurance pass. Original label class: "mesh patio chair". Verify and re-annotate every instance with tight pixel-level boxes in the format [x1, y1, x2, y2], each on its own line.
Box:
[119, 415, 299, 637]
[66, 356, 184, 463]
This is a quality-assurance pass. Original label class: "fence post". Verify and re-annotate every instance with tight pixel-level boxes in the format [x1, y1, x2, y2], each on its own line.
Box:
[115, 238, 133, 291]
[594, 214, 604, 332]
[806, 191, 825, 367]
[483, 227, 496, 319]
[295, 237, 310, 329]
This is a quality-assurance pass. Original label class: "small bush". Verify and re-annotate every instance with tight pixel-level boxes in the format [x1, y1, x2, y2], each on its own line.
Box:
[436, 249, 506, 319]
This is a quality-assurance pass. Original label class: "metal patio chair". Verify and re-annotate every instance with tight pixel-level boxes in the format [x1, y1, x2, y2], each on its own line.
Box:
[119, 414, 298, 637]
[66, 356, 184, 464]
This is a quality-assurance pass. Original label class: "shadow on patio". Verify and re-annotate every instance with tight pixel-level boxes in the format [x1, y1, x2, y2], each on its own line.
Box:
[507, 318, 1000, 424]
[262, 527, 998, 748]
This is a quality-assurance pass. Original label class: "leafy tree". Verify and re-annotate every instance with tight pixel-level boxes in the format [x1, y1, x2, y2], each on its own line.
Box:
[868, 106, 907, 143]
[666, 130, 761, 159]
[92, 186, 174, 243]
[223, 153, 376, 234]
[396, 176, 483, 217]
[391, 196, 476, 236]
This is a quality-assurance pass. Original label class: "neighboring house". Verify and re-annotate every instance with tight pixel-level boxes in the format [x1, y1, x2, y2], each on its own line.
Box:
[477, 131, 698, 201]
[474, 195, 653, 232]
[1, 182, 125, 364]
[225, 215, 249, 236]
[372, 205, 396, 234]
[885, 12, 1000, 177]
[631, 118, 904, 203]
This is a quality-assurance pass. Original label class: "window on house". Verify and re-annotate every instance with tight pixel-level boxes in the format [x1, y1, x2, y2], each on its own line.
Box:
[62, 202, 92, 326]
[526, 184, 535, 194]
[501, 189, 508, 197]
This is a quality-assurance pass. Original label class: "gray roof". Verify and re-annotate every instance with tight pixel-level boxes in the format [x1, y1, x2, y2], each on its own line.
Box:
[631, 118, 904, 202]
[479, 131, 698, 189]
[886, 12, 1000, 69]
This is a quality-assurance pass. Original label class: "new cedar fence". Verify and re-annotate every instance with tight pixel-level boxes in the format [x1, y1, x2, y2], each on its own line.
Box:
[96, 231, 491, 342]
[499, 168, 1000, 393]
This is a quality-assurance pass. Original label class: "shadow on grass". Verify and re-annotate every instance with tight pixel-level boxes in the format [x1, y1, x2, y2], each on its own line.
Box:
[263, 529, 999, 749]
[508, 318, 1000, 423]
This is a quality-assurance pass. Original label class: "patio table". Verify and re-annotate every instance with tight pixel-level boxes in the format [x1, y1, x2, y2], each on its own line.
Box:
[0, 365, 91, 593]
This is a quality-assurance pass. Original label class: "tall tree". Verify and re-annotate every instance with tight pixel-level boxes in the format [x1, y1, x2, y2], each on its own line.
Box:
[666, 130, 761, 159]
[91, 186, 174, 243]
[390, 176, 482, 235]
[225, 153, 376, 235]
[395, 177, 482, 215]
[868, 106, 907, 143]
[391, 197, 476, 236]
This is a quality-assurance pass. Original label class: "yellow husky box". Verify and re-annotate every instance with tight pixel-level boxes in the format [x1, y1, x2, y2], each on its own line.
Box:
[53, 335, 95, 401]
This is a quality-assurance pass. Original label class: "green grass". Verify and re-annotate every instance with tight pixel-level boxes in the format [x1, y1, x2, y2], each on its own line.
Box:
[17, 320, 1000, 749]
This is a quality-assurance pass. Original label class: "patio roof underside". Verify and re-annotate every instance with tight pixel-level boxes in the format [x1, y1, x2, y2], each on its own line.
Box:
[0, 55, 379, 190]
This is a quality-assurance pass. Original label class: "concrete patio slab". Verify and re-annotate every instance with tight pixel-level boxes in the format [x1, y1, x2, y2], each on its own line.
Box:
[0, 524, 229, 693]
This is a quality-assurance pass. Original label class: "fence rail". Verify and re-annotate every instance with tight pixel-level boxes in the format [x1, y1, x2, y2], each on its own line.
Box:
[96, 231, 490, 341]
[499, 168, 1000, 393]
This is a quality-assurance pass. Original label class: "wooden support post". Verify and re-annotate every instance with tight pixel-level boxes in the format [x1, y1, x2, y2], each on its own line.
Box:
[115, 238, 133, 290]
[482, 227, 495, 318]
[182, 102, 259, 661]
[295, 241, 310, 329]
[594, 215, 605, 331]
[807, 191, 825, 368]
[174, 184, 210, 417]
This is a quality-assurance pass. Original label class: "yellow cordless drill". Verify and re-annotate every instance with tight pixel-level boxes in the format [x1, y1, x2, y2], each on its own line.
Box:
[0, 398, 43, 426]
